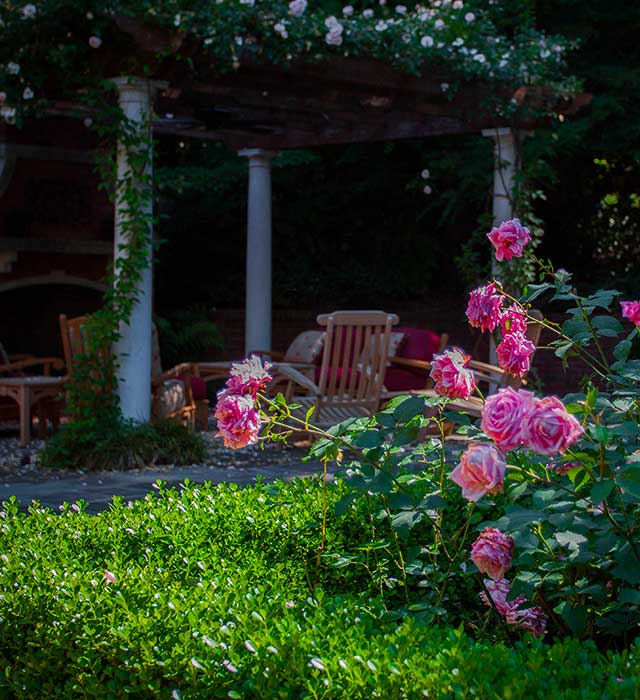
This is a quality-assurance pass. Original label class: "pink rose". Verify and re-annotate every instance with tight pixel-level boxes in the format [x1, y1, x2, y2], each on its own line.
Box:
[429, 348, 477, 400]
[496, 331, 535, 377]
[499, 304, 528, 335]
[620, 301, 640, 326]
[481, 387, 534, 451]
[480, 579, 547, 636]
[506, 605, 547, 637]
[466, 282, 504, 333]
[487, 218, 531, 262]
[449, 442, 506, 502]
[480, 578, 526, 616]
[103, 570, 116, 585]
[225, 355, 272, 398]
[214, 392, 261, 449]
[525, 396, 583, 455]
[471, 528, 514, 580]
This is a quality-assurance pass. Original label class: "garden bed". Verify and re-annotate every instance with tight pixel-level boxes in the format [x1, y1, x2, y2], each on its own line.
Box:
[0, 478, 637, 698]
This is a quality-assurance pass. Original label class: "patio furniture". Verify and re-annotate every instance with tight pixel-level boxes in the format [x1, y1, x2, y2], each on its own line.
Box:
[276, 310, 399, 429]
[0, 376, 65, 446]
[0, 341, 65, 424]
[59, 314, 202, 430]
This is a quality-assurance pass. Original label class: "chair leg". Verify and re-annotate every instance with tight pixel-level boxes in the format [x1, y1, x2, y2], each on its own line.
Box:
[196, 400, 210, 431]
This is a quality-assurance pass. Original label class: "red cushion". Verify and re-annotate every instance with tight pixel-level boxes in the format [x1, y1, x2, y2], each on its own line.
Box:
[384, 367, 427, 392]
[384, 327, 443, 392]
[178, 374, 208, 401]
[394, 327, 441, 361]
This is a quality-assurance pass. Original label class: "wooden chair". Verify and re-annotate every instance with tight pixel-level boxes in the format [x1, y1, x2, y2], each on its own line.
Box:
[59, 314, 202, 429]
[275, 310, 399, 429]
[0, 340, 65, 430]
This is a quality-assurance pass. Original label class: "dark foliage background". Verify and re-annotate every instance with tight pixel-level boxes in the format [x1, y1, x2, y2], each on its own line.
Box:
[154, 0, 640, 315]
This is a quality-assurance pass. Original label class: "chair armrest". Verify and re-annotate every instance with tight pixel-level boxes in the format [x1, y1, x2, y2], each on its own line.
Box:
[275, 364, 319, 396]
[8, 353, 33, 362]
[467, 359, 508, 377]
[152, 362, 193, 385]
[0, 357, 64, 374]
[389, 356, 433, 373]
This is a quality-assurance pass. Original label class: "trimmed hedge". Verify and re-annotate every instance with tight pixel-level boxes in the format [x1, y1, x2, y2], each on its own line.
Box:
[0, 479, 638, 698]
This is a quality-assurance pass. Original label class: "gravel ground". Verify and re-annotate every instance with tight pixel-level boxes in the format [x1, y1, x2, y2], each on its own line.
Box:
[0, 423, 317, 485]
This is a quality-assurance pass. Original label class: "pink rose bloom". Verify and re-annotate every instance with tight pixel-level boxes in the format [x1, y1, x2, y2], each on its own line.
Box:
[496, 331, 535, 377]
[499, 304, 528, 335]
[449, 442, 506, 502]
[429, 348, 476, 400]
[214, 392, 261, 449]
[525, 396, 583, 455]
[620, 301, 640, 326]
[506, 605, 547, 637]
[471, 528, 514, 580]
[480, 578, 525, 616]
[487, 218, 531, 262]
[103, 570, 116, 585]
[481, 387, 534, 451]
[466, 282, 505, 332]
[225, 355, 272, 398]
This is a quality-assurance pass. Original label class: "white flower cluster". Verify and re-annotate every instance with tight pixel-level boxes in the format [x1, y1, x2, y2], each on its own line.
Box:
[324, 16, 344, 46]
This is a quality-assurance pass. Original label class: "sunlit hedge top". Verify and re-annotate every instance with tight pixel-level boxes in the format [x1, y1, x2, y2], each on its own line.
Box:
[0, 0, 577, 124]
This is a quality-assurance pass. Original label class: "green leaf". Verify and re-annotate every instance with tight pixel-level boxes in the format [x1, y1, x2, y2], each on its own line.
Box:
[390, 510, 423, 536]
[613, 339, 632, 362]
[590, 479, 614, 504]
[522, 282, 553, 303]
[555, 531, 588, 547]
[393, 396, 427, 422]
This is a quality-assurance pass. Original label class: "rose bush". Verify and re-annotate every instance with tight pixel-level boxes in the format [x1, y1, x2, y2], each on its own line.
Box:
[216, 219, 640, 645]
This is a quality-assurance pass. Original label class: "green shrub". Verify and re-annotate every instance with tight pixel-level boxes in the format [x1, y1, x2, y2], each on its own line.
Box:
[40, 417, 207, 471]
[0, 479, 638, 698]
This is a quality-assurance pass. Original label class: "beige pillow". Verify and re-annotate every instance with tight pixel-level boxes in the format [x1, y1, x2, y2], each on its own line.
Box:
[284, 330, 325, 364]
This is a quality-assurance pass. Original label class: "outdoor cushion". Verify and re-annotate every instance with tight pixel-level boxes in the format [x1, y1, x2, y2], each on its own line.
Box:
[177, 374, 207, 401]
[284, 330, 325, 364]
[384, 327, 442, 392]
[157, 379, 187, 417]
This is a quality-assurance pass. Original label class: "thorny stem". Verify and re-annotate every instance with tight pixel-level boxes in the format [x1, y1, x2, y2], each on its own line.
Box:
[313, 457, 329, 592]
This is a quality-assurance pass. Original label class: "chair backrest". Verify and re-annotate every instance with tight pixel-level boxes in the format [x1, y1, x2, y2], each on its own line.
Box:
[59, 314, 89, 378]
[315, 310, 399, 413]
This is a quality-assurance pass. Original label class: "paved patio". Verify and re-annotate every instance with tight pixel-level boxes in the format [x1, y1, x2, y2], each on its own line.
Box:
[0, 458, 333, 514]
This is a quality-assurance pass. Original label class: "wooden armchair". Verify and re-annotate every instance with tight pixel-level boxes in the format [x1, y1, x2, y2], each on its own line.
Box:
[59, 315, 205, 430]
[276, 310, 399, 429]
[0, 341, 65, 425]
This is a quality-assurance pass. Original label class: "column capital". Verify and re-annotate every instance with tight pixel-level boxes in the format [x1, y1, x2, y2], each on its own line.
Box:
[238, 148, 278, 163]
[109, 76, 168, 102]
[481, 127, 533, 143]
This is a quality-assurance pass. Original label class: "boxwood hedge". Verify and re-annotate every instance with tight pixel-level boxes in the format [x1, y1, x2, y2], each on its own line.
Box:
[0, 479, 637, 699]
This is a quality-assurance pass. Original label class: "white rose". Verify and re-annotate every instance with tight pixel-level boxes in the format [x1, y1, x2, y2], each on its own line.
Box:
[421, 35, 434, 47]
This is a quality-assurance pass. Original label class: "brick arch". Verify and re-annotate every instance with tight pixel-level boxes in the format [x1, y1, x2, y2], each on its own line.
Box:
[0, 272, 107, 295]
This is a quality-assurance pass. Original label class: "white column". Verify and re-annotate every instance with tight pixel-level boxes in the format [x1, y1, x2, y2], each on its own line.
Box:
[482, 128, 522, 367]
[111, 77, 157, 422]
[239, 149, 277, 355]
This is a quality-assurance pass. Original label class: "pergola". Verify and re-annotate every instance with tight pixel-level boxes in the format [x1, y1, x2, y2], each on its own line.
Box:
[50, 18, 587, 422]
